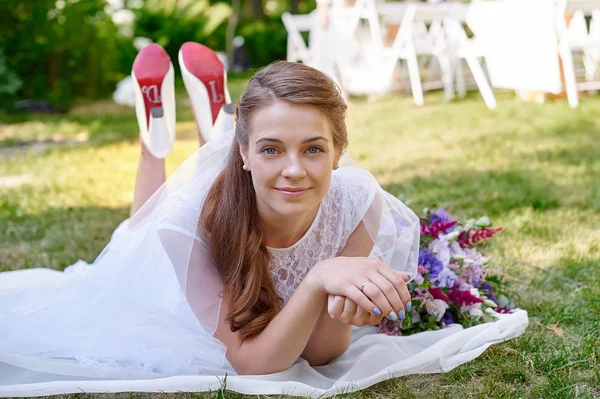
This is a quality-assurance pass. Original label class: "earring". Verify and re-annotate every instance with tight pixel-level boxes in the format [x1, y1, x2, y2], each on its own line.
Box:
[334, 163, 339, 170]
[242, 164, 248, 171]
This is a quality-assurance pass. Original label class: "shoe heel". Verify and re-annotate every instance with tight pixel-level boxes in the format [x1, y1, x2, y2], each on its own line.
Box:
[132, 44, 176, 158]
[210, 103, 235, 140]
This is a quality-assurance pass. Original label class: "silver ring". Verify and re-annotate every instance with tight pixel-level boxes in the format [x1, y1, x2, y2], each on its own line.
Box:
[361, 280, 371, 291]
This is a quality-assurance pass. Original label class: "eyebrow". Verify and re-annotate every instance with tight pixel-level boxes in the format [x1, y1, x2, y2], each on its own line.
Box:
[255, 136, 330, 145]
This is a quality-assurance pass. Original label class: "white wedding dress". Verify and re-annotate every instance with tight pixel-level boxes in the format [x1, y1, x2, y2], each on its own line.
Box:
[0, 130, 528, 397]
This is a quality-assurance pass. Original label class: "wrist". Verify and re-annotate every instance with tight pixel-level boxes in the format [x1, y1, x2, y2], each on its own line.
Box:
[305, 265, 327, 297]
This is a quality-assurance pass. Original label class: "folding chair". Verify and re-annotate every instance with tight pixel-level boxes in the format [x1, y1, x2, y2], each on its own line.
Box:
[336, 3, 425, 105]
[556, 0, 600, 107]
[282, 11, 316, 65]
[443, 6, 497, 109]
[467, 0, 563, 104]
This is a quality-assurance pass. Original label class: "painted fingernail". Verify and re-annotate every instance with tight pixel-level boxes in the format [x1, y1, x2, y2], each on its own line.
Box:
[406, 302, 412, 312]
[389, 311, 398, 321]
[398, 310, 406, 320]
[373, 307, 382, 315]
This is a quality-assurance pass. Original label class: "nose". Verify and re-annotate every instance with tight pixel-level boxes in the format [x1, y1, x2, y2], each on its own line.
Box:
[281, 154, 307, 179]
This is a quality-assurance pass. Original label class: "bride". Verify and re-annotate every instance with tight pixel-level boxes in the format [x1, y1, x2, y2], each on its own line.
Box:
[0, 43, 526, 397]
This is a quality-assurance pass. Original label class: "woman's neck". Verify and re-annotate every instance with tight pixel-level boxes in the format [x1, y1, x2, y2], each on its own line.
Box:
[259, 204, 320, 249]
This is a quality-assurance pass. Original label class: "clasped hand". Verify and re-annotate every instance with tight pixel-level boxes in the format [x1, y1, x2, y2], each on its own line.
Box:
[310, 257, 411, 328]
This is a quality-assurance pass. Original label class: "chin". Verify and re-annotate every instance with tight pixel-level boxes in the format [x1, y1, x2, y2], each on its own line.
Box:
[270, 197, 319, 218]
[273, 202, 315, 218]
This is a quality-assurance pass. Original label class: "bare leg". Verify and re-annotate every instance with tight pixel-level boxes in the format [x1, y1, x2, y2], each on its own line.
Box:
[130, 137, 167, 218]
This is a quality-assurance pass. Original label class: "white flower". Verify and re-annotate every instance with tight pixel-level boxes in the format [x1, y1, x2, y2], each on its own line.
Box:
[469, 288, 481, 298]
[411, 309, 421, 324]
[468, 304, 484, 317]
[485, 307, 498, 315]
[444, 231, 460, 241]
[425, 299, 449, 321]
[475, 216, 491, 227]
[413, 273, 424, 284]
[429, 238, 451, 267]
[483, 298, 498, 308]
[449, 242, 465, 257]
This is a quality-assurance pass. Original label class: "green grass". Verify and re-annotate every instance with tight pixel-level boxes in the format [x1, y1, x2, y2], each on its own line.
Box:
[1, 81, 599, 398]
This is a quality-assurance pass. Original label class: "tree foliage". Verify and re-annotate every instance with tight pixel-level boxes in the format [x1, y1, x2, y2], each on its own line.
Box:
[1, 0, 318, 109]
[1, 0, 136, 110]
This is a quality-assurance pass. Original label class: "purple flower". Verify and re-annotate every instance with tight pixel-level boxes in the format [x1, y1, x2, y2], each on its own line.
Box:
[418, 250, 444, 280]
[481, 281, 496, 301]
[436, 267, 458, 288]
[441, 310, 456, 325]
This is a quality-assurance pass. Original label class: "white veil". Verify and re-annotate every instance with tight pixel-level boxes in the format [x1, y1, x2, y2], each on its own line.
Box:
[0, 127, 421, 387]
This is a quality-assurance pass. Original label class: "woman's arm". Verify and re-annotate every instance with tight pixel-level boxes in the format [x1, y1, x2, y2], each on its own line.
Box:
[211, 254, 399, 374]
[214, 271, 328, 375]
[300, 221, 376, 365]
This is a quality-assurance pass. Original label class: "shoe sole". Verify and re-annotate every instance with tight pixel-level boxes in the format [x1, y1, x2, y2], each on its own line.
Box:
[132, 44, 176, 158]
[179, 42, 230, 142]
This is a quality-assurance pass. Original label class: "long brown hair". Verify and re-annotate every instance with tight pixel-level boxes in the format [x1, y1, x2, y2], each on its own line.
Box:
[201, 61, 348, 339]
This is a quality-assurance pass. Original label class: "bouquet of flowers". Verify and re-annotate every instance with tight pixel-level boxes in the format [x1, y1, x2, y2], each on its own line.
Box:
[379, 208, 516, 336]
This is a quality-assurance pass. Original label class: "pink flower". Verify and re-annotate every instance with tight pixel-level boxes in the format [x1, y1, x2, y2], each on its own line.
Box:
[447, 285, 484, 307]
[421, 220, 458, 238]
[428, 286, 450, 302]
[458, 227, 503, 248]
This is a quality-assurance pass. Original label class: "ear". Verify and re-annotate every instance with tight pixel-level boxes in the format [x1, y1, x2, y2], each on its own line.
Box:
[333, 150, 343, 170]
[239, 144, 249, 168]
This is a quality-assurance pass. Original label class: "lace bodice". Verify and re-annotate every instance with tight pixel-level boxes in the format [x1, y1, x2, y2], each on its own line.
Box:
[268, 168, 376, 304]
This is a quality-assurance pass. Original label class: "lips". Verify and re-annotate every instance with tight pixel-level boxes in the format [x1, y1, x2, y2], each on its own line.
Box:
[274, 187, 311, 197]
[276, 187, 310, 192]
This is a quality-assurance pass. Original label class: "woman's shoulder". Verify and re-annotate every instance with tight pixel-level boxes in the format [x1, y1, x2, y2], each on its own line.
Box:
[321, 167, 379, 237]
[329, 167, 378, 206]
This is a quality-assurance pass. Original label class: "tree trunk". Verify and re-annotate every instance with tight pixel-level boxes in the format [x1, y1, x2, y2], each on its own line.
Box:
[248, 0, 265, 19]
[226, 0, 241, 70]
[291, 0, 300, 13]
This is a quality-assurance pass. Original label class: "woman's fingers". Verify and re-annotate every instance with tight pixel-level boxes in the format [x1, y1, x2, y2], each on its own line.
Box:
[378, 267, 412, 311]
[367, 272, 405, 319]
[360, 281, 396, 320]
[345, 286, 383, 318]
[327, 294, 345, 320]
[340, 297, 357, 324]
[367, 308, 383, 325]
[353, 303, 376, 327]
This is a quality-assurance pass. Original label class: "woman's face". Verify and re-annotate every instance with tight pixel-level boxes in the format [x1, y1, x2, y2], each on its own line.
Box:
[240, 100, 339, 220]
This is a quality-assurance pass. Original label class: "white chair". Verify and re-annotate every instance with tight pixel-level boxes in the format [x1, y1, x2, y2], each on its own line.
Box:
[336, 3, 425, 105]
[368, 2, 496, 108]
[443, 6, 497, 109]
[282, 11, 315, 65]
[466, 0, 563, 104]
[556, 0, 600, 107]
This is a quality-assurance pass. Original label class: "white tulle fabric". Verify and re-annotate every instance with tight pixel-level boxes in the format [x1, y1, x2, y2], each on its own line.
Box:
[3, 127, 521, 398]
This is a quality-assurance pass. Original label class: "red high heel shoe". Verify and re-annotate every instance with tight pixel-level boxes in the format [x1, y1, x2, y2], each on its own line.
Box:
[132, 44, 176, 158]
[179, 42, 231, 142]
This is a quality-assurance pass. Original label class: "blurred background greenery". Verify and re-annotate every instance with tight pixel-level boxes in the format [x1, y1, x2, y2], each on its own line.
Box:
[0, 0, 319, 111]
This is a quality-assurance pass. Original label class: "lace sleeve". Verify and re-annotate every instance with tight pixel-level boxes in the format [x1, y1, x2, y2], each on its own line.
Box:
[332, 166, 420, 279]
[330, 167, 378, 250]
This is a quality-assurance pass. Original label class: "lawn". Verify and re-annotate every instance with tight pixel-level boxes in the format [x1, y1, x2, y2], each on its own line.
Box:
[1, 77, 599, 398]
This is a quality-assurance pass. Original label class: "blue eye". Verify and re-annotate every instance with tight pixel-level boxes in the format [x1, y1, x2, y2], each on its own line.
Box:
[307, 146, 323, 154]
[261, 147, 277, 155]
